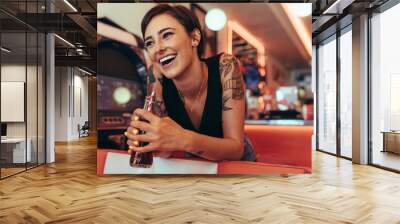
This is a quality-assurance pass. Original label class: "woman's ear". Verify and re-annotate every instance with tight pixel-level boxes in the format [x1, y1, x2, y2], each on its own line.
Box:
[191, 28, 201, 47]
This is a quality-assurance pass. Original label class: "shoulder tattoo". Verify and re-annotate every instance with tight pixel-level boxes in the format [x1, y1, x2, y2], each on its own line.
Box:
[219, 54, 240, 78]
[220, 54, 244, 102]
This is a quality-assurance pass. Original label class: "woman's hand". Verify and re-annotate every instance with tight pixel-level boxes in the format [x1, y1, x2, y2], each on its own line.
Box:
[125, 108, 189, 154]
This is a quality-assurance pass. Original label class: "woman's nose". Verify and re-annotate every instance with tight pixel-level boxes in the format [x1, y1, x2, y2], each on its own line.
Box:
[154, 40, 166, 53]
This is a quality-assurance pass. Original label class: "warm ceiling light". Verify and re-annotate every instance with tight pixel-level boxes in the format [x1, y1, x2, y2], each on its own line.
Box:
[205, 8, 227, 31]
[282, 4, 312, 59]
[1, 47, 11, 53]
[63, 0, 78, 12]
[286, 3, 311, 17]
[228, 21, 265, 68]
[54, 34, 75, 48]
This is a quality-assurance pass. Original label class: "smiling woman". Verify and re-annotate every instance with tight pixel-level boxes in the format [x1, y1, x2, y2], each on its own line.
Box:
[124, 4, 256, 162]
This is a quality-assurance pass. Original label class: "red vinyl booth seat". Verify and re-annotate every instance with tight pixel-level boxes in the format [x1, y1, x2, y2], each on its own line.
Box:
[245, 125, 312, 170]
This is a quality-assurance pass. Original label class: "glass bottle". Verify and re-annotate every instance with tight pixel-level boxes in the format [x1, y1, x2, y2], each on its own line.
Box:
[129, 91, 156, 168]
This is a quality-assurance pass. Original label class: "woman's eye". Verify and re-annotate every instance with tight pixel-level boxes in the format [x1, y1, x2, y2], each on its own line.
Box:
[145, 41, 154, 49]
[162, 32, 173, 39]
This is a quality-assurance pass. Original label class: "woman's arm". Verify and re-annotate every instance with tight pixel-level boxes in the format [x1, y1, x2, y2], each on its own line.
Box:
[126, 54, 246, 161]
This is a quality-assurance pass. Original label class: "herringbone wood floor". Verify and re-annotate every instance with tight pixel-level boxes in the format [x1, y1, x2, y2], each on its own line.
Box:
[1, 135, 400, 224]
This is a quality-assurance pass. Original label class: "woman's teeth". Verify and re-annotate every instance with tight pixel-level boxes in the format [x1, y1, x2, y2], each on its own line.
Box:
[159, 54, 177, 66]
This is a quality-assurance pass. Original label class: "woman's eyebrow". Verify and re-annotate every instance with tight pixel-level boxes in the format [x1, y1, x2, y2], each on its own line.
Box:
[144, 27, 176, 42]
[158, 27, 175, 34]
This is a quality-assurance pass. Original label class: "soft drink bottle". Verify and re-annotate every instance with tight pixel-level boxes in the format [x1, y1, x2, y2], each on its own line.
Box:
[129, 91, 156, 168]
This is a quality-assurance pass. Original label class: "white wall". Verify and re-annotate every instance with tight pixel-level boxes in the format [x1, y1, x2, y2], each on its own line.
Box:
[55, 67, 69, 141]
[1, 65, 26, 140]
[1, 63, 45, 163]
[1, 64, 26, 81]
[1, 65, 34, 137]
[54, 67, 89, 141]
[72, 73, 89, 138]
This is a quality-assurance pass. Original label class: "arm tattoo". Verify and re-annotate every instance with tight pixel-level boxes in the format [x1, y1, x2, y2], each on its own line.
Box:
[219, 55, 240, 78]
[222, 95, 232, 111]
[220, 55, 244, 105]
[223, 76, 244, 100]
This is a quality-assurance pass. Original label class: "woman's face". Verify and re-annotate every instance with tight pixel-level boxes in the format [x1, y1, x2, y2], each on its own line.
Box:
[144, 13, 197, 79]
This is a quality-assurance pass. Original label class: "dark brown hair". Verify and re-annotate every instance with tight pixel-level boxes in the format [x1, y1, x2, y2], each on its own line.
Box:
[141, 4, 204, 58]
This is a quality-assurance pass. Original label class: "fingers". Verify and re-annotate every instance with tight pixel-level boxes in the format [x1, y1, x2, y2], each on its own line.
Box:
[126, 109, 161, 154]
[134, 108, 159, 123]
[129, 120, 152, 132]
[127, 126, 139, 135]
[128, 143, 158, 153]
[125, 132, 154, 143]
[126, 132, 157, 155]
[127, 139, 139, 149]
[131, 115, 140, 121]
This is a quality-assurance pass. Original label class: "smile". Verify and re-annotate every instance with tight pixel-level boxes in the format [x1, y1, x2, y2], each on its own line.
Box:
[159, 54, 177, 68]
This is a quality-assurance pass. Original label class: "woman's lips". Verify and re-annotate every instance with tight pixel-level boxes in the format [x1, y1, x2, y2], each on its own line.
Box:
[159, 54, 177, 69]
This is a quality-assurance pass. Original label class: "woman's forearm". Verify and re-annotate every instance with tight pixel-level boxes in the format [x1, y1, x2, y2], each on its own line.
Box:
[181, 130, 243, 161]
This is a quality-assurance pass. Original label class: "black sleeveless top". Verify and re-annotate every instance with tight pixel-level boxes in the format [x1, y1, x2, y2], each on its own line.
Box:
[161, 54, 256, 161]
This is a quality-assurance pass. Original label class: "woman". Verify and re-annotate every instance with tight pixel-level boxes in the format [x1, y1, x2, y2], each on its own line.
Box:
[125, 4, 256, 161]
